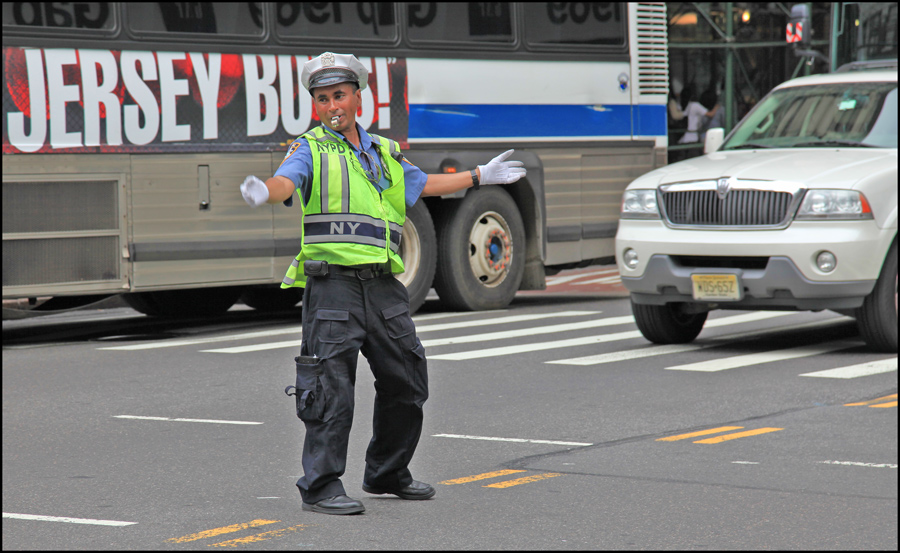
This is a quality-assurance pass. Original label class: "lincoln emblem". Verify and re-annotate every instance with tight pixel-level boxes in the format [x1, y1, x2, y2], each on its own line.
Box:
[717, 177, 734, 200]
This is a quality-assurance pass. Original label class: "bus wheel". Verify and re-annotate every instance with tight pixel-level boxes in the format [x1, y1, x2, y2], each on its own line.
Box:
[631, 299, 708, 344]
[240, 286, 302, 312]
[434, 187, 525, 311]
[123, 286, 244, 318]
[397, 199, 437, 315]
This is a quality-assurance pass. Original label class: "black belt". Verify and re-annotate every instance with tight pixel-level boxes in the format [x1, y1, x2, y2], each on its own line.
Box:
[306, 261, 392, 280]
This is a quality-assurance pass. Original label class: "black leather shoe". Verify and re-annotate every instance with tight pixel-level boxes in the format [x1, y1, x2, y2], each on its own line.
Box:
[301, 495, 365, 515]
[362, 480, 435, 500]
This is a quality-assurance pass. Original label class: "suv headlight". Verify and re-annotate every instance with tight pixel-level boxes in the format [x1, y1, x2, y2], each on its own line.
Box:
[796, 190, 874, 220]
[621, 189, 660, 219]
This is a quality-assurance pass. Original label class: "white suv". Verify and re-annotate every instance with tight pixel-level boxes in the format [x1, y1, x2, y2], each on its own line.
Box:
[615, 65, 897, 352]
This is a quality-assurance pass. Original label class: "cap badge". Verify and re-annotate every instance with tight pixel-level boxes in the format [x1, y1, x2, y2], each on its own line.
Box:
[321, 52, 335, 67]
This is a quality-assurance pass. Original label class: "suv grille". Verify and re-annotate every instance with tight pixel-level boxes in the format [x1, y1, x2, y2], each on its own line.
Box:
[662, 189, 794, 226]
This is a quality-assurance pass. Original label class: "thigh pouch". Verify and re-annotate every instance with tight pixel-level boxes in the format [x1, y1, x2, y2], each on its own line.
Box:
[285, 355, 333, 422]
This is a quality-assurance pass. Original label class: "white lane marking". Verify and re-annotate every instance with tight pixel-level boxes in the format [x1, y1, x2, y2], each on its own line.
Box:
[2, 512, 137, 526]
[413, 309, 507, 321]
[546, 269, 617, 286]
[97, 326, 302, 351]
[429, 311, 794, 361]
[202, 339, 302, 354]
[548, 344, 701, 365]
[200, 311, 600, 354]
[549, 317, 853, 366]
[732, 461, 760, 465]
[665, 340, 858, 372]
[574, 275, 622, 285]
[800, 357, 897, 379]
[416, 311, 599, 332]
[421, 315, 632, 347]
[819, 460, 897, 468]
[433, 434, 592, 446]
[97, 310, 523, 351]
[114, 415, 263, 425]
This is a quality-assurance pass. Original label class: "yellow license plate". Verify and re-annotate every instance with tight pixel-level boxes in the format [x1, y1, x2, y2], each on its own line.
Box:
[691, 274, 741, 301]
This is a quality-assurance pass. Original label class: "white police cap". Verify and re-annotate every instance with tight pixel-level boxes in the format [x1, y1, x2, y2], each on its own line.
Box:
[301, 52, 369, 94]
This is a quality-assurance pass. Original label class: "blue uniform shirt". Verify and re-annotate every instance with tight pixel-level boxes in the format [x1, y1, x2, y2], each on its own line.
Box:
[275, 123, 427, 208]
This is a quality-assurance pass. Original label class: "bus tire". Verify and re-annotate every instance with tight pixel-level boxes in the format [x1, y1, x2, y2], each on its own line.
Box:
[856, 239, 897, 353]
[631, 299, 708, 344]
[433, 187, 525, 311]
[398, 199, 437, 315]
[240, 286, 302, 312]
[123, 286, 244, 318]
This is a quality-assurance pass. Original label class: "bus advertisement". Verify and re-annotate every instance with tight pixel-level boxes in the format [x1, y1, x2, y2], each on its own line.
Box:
[2, 2, 669, 317]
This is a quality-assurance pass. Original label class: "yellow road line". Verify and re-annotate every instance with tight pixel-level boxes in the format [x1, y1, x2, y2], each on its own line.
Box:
[694, 427, 783, 444]
[869, 401, 897, 408]
[167, 520, 280, 543]
[844, 393, 897, 406]
[439, 470, 526, 485]
[208, 525, 308, 547]
[483, 473, 562, 488]
[656, 426, 744, 442]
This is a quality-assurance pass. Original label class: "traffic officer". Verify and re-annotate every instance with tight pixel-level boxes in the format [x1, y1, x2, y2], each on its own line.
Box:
[240, 52, 526, 515]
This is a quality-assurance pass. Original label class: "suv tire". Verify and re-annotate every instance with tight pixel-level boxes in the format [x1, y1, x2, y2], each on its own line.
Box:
[631, 299, 708, 344]
[856, 239, 898, 353]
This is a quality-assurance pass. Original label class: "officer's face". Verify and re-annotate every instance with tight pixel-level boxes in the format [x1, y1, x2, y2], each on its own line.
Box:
[312, 83, 361, 133]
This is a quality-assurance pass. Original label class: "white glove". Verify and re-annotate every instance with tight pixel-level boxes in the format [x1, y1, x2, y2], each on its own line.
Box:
[477, 149, 527, 185]
[240, 175, 269, 207]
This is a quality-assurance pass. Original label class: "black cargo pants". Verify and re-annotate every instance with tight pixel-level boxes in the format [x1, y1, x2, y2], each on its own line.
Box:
[293, 270, 428, 504]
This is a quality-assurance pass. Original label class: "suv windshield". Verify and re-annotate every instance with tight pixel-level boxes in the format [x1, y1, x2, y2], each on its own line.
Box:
[722, 81, 897, 149]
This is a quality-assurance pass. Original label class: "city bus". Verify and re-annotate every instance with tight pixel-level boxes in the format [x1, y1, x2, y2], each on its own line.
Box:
[2, 2, 669, 318]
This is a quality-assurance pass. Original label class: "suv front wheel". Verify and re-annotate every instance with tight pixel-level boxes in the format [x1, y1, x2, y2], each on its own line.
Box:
[631, 300, 709, 344]
[856, 239, 898, 353]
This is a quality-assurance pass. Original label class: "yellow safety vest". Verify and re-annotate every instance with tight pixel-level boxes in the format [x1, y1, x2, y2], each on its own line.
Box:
[281, 126, 406, 288]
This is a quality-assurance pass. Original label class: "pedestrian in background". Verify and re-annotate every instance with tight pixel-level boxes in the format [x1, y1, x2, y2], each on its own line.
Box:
[240, 52, 526, 515]
[678, 84, 721, 144]
[699, 88, 725, 141]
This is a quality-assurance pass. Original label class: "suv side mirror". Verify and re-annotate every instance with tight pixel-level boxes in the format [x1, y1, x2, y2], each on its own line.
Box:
[704, 127, 724, 154]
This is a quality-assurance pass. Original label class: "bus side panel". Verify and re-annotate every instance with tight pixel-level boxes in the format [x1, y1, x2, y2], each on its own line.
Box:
[580, 144, 660, 260]
[537, 143, 660, 267]
[128, 153, 275, 290]
[537, 149, 583, 267]
[2, 154, 131, 298]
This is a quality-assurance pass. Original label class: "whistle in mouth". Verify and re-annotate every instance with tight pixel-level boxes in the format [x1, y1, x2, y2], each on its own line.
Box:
[331, 116, 340, 127]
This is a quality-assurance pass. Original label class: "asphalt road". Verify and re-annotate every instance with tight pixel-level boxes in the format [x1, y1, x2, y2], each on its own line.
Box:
[3, 267, 897, 550]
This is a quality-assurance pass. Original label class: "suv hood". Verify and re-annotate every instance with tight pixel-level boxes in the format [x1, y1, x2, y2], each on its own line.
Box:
[635, 149, 896, 189]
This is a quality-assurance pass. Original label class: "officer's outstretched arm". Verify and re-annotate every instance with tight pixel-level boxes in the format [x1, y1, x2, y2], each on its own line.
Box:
[241, 175, 294, 206]
[421, 171, 479, 197]
[421, 149, 526, 197]
[265, 176, 295, 203]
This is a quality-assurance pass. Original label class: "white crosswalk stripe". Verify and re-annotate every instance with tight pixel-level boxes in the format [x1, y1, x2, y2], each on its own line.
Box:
[97, 326, 303, 351]
[800, 357, 897, 379]
[93, 302, 885, 380]
[546, 269, 617, 286]
[427, 311, 794, 361]
[199, 311, 601, 354]
[549, 318, 852, 366]
[421, 315, 633, 347]
[574, 275, 622, 285]
[664, 339, 859, 372]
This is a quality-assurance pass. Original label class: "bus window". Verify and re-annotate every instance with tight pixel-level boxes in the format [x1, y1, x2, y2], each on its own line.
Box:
[126, 3, 264, 36]
[523, 2, 625, 47]
[406, 2, 514, 45]
[2, 2, 115, 31]
[275, 2, 397, 43]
